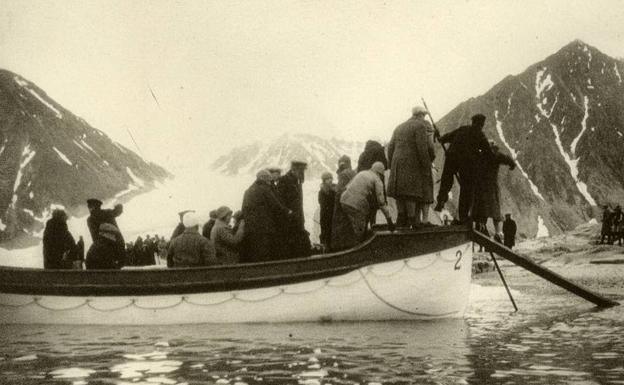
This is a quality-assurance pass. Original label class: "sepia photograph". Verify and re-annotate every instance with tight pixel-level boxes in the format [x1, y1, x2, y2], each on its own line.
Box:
[1, 1, 624, 384]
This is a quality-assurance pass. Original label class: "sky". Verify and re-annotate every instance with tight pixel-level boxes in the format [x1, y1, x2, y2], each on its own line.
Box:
[1, 0, 624, 171]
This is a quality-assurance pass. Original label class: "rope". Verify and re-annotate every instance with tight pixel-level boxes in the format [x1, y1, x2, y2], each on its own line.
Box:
[357, 270, 459, 317]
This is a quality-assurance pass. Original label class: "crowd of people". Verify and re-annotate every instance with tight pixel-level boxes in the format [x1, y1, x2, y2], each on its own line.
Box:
[43, 105, 522, 270]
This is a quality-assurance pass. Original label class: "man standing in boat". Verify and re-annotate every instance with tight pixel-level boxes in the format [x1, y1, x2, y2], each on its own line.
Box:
[86, 199, 125, 248]
[241, 169, 293, 262]
[277, 160, 312, 258]
[387, 106, 436, 228]
[434, 114, 494, 223]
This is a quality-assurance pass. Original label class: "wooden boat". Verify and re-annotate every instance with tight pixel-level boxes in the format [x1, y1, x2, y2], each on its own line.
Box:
[0, 226, 473, 324]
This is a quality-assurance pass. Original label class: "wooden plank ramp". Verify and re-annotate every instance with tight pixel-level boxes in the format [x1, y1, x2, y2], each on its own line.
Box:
[471, 230, 619, 308]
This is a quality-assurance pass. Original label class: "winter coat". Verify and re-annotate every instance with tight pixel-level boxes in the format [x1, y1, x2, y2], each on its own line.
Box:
[87, 205, 124, 244]
[210, 219, 245, 265]
[277, 171, 305, 227]
[387, 116, 436, 202]
[86, 238, 124, 270]
[340, 170, 386, 216]
[503, 218, 517, 247]
[357, 140, 388, 172]
[43, 217, 76, 269]
[472, 149, 515, 221]
[242, 180, 291, 235]
[167, 227, 217, 267]
[202, 219, 216, 239]
[439, 125, 494, 175]
[318, 185, 336, 246]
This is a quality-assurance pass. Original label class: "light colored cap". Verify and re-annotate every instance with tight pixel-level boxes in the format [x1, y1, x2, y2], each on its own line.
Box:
[371, 161, 386, 175]
[412, 106, 427, 116]
[183, 212, 200, 227]
[215, 206, 233, 220]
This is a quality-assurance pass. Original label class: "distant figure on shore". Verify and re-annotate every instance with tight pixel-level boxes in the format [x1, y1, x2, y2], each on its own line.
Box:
[388, 106, 436, 228]
[503, 214, 517, 249]
[318, 172, 336, 250]
[600, 205, 613, 244]
[277, 160, 312, 258]
[472, 140, 515, 241]
[202, 210, 218, 239]
[339, 162, 394, 248]
[86, 223, 125, 269]
[210, 206, 245, 265]
[43, 209, 77, 269]
[331, 155, 357, 251]
[171, 210, 194, 240]
[167, 212, 217, 267]
[435, 114, 494, 223]
[86, 199, 125, 247]
[612, 206, 624, 246]
[241, 170, 293, 262]
[357, 140, 388, 172]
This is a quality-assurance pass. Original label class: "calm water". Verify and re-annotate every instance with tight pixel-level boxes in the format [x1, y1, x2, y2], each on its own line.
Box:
[2, 263, 624, 385]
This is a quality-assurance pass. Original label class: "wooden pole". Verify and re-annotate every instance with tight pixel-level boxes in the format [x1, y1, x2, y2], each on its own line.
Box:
[490, 252, 518, 312]
[471, 230, 619, 308]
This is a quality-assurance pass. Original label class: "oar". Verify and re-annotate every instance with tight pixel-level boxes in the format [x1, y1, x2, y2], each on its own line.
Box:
[490, 251, 518, 312]
[471, 230, 618, 308]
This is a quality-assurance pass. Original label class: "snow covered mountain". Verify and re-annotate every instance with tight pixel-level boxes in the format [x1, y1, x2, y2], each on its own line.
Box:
[435, 40, 624, 237]
[212, 133, 364, 179]
[0, 69, 169, 242]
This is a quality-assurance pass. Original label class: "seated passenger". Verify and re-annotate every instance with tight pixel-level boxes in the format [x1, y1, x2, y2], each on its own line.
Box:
[43, 209, 77, 269]
[85, 223, 125, 270]
[167, 213, 217, 267]
[340, 162, 393, 246]
[210, 206, 246, 264]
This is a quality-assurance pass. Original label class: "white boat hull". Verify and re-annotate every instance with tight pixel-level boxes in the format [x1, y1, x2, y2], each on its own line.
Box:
[0, 242, 472, 324]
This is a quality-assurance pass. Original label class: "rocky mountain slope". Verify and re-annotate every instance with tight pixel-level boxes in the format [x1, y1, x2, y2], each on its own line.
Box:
[0, 69, 169, 241]
[435, 40, 624, 237]
[212, 133, 364, 179]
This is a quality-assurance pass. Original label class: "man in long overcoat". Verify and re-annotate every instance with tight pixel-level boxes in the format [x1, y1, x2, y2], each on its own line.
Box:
[241, 170, 293, 262]
[86, 199, 125, 246]
[435, 113, 494, 223]
[277, 161, 312, 258]
[387, 106, 436, 228]
[43, 209, 76, 269]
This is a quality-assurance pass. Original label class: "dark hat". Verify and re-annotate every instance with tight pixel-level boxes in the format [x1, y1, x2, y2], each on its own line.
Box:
[267, 167, 282, 173]
[338, 155, 351, 166]
[87, 198, 103, 208]
[291, 160, 307, 168]
[215, 206, 233, 220]
[471, 114, 486, 125]
[505, 213, 512, 217]
[209, 210, 218, 219]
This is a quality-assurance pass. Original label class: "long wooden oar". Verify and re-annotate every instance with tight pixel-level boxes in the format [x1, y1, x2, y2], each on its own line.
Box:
[490, 251, 518, 312]
[471, 230, 619, 308]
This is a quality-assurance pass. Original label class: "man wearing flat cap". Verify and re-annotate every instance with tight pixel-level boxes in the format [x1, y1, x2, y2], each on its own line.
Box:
[435, 113, 494, 223]
[86, 198, 125, 247]
[277, 160, 312, 258]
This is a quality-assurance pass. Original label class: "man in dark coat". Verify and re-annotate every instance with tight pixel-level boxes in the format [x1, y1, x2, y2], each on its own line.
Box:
[434, 113, 494, 223]
[86, 199, 125, 246]
[357, 140, 388, 172]
[86, 223, 125, 270]
[43, 209, 76, 269]
[318, 172, 336, 249]
[201, 210, 218, 239]
[277, 161, 312, 258]
[241, 170, 293, 262]
[387, 106, 436, 228]
[600, 205, 613, 244]
[502, 214, 517, 249]
[472, 141, 515, 240]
